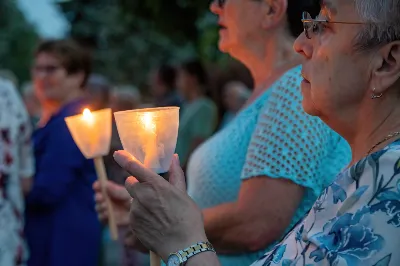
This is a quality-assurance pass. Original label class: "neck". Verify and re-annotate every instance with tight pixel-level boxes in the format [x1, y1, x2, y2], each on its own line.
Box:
[39, 88, 84, 127]
[327, 94, 400, 165]
[234, 31, 301, 92]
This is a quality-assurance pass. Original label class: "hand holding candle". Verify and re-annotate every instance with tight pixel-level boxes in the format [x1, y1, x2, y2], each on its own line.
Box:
[65, 108, 118, 241]
[114, 107, 180, 265]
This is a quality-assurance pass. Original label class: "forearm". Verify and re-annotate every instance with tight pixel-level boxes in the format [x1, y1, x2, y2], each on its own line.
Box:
[21, 178, 32, 196]
[186, 252, 221, 266]
[204, 202, 254, 253]
[203, 202, 282, 253]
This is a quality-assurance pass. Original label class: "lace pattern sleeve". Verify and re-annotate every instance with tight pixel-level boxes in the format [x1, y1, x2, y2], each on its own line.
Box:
[241, 67, 339, 194]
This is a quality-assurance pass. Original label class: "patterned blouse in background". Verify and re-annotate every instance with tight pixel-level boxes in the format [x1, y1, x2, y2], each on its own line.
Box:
[0, 77, 34, 266]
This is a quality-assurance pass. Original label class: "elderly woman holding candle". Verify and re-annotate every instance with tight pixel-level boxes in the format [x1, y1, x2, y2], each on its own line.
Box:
[109, 0, 400, 265]
[95, 0, 352, 265]
[25, 39, 101, 266]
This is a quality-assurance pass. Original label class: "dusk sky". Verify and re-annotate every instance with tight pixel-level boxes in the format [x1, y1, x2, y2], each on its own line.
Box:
[17, 0, 69, 38]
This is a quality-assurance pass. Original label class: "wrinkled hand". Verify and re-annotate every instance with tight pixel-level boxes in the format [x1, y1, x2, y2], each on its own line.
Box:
[124, 229, 149, 253]
[93, 180, 131, 226]
[114, 150, 207, 262]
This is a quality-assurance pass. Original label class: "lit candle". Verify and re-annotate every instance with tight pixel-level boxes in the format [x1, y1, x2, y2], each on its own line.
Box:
[114, 107, 180, 174]
[65, 108, 118, 241]
[114, 106, 180, 266]
[142, 112, 162, 170]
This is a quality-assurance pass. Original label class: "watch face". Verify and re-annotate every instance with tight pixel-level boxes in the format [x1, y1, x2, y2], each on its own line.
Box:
[167, 254, 181, 266]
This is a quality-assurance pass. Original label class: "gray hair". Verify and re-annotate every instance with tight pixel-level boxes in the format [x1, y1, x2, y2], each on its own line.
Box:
[354, 0, 400, 50]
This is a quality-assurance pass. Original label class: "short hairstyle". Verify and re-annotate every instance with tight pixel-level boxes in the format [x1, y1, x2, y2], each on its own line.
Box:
[180, 59, 208, 85]
[35, 39, 91, 88]
[353, 0, 400, 51]
[157, 64, 177, 91]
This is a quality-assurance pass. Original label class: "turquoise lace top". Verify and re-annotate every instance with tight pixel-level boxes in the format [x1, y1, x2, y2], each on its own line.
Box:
[252, 140, 400, 266]
[187, 66, 352, 266]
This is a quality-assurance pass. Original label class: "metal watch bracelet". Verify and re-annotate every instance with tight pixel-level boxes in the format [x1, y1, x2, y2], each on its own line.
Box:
[170, 241, 215, 265]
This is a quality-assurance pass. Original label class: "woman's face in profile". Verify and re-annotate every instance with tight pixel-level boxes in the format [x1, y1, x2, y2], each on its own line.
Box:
[209, 0, 266, 54]
[294, 0, 374, 119]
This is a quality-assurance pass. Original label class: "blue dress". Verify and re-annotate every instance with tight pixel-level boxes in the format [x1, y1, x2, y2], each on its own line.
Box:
[252, 139, 400, 266]
[25, 98, 101, 266]
[186, 66, 351, 266]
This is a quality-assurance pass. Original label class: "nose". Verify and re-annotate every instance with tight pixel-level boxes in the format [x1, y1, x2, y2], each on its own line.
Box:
[293, 32, 312, 59]
[210, 0, 221, 14]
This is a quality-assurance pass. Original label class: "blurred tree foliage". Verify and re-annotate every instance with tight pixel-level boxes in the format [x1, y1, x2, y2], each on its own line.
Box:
[57, 0, 238, 88]
[0, 0, 39, 85]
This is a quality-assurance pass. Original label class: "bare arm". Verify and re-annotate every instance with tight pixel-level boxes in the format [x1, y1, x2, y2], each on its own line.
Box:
[21, 178, 32, 196]
[204, 177, 304, 253]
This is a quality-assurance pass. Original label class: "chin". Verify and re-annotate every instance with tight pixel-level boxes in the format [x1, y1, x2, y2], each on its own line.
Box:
[217, 37, 232, 53]
[301, 89, 320, 117]
[301, 100, 319, 116]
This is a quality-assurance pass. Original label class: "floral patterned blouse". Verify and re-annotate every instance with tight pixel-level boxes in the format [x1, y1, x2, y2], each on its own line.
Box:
[251, 139, 400, 266]
[0, 77, 34, 265]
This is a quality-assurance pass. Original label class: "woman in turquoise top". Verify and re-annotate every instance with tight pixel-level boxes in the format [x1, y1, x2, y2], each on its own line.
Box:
[185, 0, 351, 265]
[112, 0, 400, 265]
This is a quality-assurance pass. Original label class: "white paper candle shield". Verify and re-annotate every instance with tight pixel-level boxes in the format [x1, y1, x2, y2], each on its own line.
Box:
[65, 108, 112, 159]
[114, 107, 179, 174]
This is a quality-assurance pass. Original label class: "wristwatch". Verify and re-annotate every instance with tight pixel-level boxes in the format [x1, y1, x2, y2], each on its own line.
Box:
[167, 241, 215, 266]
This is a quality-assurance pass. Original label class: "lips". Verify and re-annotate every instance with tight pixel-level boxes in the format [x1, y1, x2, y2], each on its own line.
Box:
[218, 21, 227, 29]
[301, 72, 310, 83]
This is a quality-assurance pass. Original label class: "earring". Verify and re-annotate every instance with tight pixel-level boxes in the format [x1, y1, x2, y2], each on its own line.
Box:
[371, 87, 383, 99]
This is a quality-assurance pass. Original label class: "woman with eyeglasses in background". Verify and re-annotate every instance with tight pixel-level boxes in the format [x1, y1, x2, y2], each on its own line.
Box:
[25, 39, 101, 266]
[94, 0, 351, 265]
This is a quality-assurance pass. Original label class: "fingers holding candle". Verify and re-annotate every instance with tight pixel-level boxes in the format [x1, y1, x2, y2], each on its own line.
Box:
[113, 150, 208, 261]
[114, 150, 163, 184]
[93, 180, 131, 226]
[168, 154, 187, 193]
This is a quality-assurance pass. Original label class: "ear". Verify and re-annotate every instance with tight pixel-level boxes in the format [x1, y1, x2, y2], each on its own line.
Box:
[261, 0, 288, 30]
[373, 41, 400, 95]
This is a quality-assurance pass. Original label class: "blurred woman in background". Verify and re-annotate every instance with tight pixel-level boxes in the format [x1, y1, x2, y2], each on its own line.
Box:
[0, 74, 34, 266]
[25, 39, 101, 266]
[149, 64, 182, 108]
[219, 81, 251, 129]
[175, 59, 218, 168]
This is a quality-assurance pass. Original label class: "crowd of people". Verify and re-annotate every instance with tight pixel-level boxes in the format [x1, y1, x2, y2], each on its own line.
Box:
[1, 0, 400, 265]
[0, 23, 249, 266]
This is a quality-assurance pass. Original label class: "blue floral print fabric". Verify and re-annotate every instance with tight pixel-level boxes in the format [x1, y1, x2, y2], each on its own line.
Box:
[251, 139, 400, 266]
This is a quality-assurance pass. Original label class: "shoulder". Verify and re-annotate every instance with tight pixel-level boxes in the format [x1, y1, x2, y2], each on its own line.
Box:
[198, 97, 217, 111]
[0, 77, 23, 106]
[0, 77, 29, 121]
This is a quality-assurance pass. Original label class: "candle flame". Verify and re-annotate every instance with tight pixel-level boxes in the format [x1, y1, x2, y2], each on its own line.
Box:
[143, 112, 156, 132]
[82, 108, 93, 122]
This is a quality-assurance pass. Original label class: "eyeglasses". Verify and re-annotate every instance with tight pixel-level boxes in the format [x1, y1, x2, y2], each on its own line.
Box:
[216, 0, 225, 7]
[301, 11, 365, 39]
[32, 65, 62, 75]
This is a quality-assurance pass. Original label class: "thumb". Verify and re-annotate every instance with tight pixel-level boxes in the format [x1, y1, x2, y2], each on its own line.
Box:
[169, 154, 187, 193]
